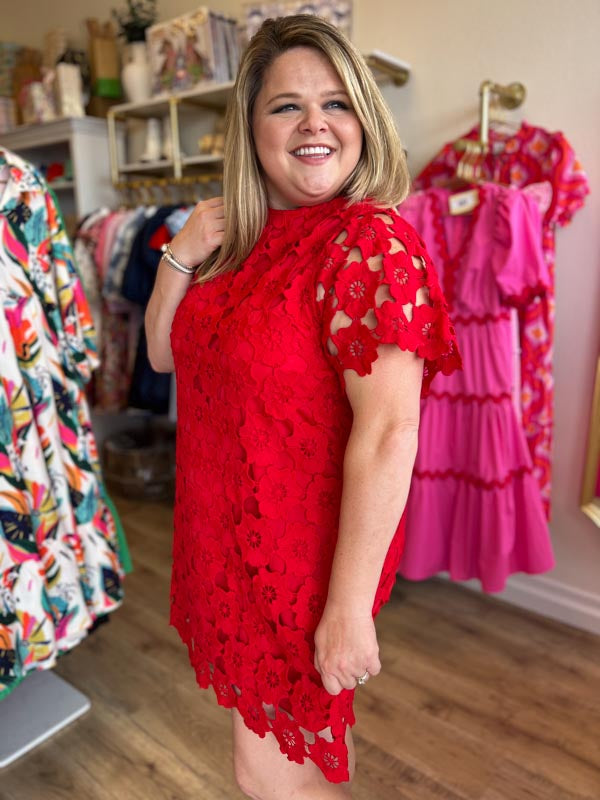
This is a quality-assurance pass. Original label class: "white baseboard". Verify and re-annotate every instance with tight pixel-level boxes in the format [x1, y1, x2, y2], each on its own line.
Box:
[457, 573, 600, 636]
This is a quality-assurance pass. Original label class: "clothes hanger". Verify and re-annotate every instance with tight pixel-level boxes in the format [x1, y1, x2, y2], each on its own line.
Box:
[446, 142, 486, 215]
[486, 95, 524, 144]
[428, 140, 486, 215]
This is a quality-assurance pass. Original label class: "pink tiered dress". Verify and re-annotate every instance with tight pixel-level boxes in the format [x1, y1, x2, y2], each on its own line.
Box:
[415, 123, 590, 517]
[399, 183, 555, 592]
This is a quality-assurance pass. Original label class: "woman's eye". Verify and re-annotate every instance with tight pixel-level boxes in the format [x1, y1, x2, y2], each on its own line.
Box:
[272, 103, 299, 113]
[325, 100, 350, 110]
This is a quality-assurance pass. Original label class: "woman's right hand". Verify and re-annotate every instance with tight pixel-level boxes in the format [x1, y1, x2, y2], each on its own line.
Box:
[169, 196, 225, 267]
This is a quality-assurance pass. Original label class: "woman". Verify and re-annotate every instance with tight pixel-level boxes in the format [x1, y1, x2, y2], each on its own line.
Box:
[145, 15, 460, 800]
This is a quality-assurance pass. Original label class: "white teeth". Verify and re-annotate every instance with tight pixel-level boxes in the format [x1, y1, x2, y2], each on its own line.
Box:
[293, 146, 332, 156]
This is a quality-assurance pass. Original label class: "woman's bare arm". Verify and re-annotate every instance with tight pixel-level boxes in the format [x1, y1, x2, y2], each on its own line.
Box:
[145, 197, 225, 372]
[314, 343, 423, 695]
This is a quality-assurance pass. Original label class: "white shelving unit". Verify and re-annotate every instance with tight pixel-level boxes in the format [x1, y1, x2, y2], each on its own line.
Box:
[0, 117, 120, 226]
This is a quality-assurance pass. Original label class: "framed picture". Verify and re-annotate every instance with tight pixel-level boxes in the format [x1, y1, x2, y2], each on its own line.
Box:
[146, 7, 217, 96]
[581, 356, 600, 526]
[243, 1, 353, 43]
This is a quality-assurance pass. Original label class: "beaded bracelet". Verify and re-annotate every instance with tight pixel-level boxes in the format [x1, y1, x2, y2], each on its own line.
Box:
[160, 243, 197, 275]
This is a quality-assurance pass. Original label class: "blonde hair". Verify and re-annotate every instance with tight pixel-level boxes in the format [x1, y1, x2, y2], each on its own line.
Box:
[196, 14, 410, 284]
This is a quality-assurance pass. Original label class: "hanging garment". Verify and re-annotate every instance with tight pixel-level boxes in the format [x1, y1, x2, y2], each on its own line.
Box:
[72, 207, 111, 339]
[102, 205, 156, 310]
[74, 209, 143, 412]
[121, 205, 179, 414]
[0, 148, 128, 700]
[169, 195, 461, 783]
[415, 122, 590, 517]
[399, 182, 555, 592]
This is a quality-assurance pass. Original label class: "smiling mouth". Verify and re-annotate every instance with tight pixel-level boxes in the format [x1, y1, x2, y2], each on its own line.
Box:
[291, 146, 333, 157]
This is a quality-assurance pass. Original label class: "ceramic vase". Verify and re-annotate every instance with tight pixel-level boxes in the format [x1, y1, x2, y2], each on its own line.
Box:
[140, 118, 162, 162]
[121, 41, 151, 104]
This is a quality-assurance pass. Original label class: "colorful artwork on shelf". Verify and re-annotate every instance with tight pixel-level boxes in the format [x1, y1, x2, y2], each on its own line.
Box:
[146, 6, 239, 96]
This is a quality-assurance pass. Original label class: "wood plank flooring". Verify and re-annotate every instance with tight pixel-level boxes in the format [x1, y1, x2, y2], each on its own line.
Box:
[2, 496, 600, 799]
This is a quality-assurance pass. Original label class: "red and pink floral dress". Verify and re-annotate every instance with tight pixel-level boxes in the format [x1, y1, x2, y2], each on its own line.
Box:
[399, 183, 555, 592]
[170, 195, 460, 782]
[415, 122, 590, 517]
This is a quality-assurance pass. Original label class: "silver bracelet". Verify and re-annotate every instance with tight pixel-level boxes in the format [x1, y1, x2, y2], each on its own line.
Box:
[161, 251, 196, 276]
[160, 243, 197, 275]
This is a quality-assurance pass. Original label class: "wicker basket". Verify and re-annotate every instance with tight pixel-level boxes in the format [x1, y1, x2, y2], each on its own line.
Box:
[103, 426, 175, 500]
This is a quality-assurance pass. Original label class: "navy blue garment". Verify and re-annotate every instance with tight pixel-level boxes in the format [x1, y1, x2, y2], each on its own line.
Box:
[122, 206, 179, 414]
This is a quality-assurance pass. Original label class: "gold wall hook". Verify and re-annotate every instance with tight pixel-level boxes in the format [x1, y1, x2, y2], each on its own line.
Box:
[479, 80, 526, 148]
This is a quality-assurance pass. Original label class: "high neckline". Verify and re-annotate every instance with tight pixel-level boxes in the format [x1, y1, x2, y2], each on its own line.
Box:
[267, 194, 348, 224]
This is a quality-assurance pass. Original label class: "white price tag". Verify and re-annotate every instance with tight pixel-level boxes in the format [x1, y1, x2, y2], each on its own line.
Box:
[448, 189, 479, 216]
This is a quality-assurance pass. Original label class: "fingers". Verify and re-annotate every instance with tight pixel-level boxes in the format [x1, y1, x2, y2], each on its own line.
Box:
[314, 655, 344, 696]
[196, 196, 225, 219]
[321, 672, 346, 696]
[366, 655, 382, 678]
[313, 613, 381, 694]
[202, 195, 224, 208]
[315, 654, 380, 695]
[170, 197, 225, 264]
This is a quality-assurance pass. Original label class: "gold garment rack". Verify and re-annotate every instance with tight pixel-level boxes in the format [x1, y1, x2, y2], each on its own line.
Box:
[114, 174, 223, 206]
[478, 80, 526, 148]
[454, 79, 526, 182]
[456, 79, 527, 154]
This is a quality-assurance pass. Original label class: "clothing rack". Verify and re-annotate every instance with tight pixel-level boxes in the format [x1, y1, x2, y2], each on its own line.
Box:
[113, 173, 223, 206]
[454, 79, 527, 182]
[478, 80, 526, 147]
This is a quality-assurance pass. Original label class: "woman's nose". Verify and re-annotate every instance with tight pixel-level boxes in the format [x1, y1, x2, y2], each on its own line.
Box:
[299, 105, 328, 134]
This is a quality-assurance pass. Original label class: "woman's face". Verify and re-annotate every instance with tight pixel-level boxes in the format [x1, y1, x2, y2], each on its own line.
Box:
[252, 46, 364, 210]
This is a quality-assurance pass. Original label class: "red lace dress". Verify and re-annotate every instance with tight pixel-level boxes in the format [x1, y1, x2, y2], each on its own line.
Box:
[170, 195, 461, 782]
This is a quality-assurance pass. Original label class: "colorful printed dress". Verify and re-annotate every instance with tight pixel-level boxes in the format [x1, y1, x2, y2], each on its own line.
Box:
[415, 122, 590, 517]
[170, 196, 461, 782]
[0, 149, 128, 700]
[399, 183, 555, 592]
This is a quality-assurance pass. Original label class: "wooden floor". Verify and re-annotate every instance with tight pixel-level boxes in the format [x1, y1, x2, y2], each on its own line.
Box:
[3, 496, 600, 800]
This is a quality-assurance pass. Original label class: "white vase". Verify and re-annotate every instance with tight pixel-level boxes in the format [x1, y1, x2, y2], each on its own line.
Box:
[140, 118, 162, 162]
[121, 42, 151, 104]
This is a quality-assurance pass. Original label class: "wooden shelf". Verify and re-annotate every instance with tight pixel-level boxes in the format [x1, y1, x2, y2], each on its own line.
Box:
[110, 81, 235, 119]
[118, 159, 173, 174]
[181, 154, 223, 167]
[108, 80, 234, 185]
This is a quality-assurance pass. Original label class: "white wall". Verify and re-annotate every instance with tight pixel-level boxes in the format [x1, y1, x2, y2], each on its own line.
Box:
[4, 0, 600, 630]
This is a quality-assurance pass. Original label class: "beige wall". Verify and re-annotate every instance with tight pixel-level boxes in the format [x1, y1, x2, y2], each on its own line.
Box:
[0, 0, 239, 51]
[4, 0, 600, 624]
[351, 0, 600, 624]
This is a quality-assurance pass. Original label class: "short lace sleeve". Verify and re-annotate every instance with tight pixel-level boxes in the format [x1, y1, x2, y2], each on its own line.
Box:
[492, 187, 550, 308]
[317, 206, 461, 396]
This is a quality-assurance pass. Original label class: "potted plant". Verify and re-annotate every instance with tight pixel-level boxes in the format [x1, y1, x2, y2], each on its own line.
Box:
[113, 0, 157, 42]
[113, 0, 157, 102]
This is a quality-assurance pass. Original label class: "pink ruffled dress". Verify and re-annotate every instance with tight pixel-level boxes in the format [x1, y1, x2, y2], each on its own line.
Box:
[399, 183, 555, 592]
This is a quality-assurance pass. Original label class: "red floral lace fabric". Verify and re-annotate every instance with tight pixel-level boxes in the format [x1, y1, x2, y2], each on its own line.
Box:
[169, 196, 460, 782]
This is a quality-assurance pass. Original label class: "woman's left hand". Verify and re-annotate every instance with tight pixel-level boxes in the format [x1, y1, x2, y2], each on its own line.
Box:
[313, 603, 381, 695]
